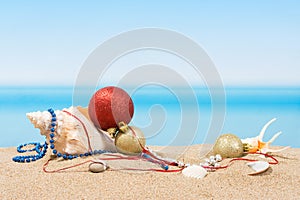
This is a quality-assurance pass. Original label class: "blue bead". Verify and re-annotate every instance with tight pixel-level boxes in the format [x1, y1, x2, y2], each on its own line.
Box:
[26, 158, 31, 162]
[50, 128, 55, 132]
[80, 154, 84, 157]
[51, 117, 56, 122]
[50, 133, 55, 138]
[53, 150, 57, 154]
[68, 155, 73, 159]
[49, 139, 54, 144]
[48, 108, 54, 113]
[50, 144, 55, 149]
[84, 153, 89, 156]
[163, 165, 169, 170]
[32, 157, 36, 161]
[57, 153, 62, 157]
[63, 154, 67, 159]
[51, 122, 56, 127]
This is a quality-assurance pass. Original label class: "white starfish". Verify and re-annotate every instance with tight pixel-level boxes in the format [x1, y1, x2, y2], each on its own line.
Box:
[241, 118, 290, 154]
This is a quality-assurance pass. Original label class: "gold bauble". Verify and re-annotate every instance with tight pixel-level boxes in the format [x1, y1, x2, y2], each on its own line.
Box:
[213, 133, 244, 158]
[115, 126, 146, 155]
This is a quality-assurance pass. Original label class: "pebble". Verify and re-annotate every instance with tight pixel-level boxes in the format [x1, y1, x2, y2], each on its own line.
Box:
[89, 162, 107, 173]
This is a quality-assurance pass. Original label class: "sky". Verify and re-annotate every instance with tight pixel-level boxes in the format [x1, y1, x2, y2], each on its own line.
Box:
[0, 0, 299, 86]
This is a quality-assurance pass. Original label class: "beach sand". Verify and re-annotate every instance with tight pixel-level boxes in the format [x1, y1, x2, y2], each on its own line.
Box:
[0, 145, 299, 200]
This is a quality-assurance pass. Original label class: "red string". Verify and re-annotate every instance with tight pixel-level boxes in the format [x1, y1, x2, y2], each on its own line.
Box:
[43, 159, 93, 173]
[42, 156, 183, 173]
[44, 112, 279, 173]
[128, 126, 178, 167]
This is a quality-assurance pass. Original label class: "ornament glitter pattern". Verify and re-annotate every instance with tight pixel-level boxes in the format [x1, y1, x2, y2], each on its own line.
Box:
[27, 106, 117, 155]
[88, 86, 134, 131]
[213, 134, 244, 158]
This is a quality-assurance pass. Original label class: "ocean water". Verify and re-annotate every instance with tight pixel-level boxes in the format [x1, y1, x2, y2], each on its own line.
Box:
[0, 86, 299, 148]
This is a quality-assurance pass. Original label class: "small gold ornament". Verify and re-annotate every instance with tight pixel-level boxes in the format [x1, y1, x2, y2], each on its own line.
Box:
[114, 123, 146, 155]
[213, 134, 244, 158]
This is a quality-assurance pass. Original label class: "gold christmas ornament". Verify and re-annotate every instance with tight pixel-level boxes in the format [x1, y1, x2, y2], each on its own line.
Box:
[115, 125, 146, 155]
[213, 134, 244, 158]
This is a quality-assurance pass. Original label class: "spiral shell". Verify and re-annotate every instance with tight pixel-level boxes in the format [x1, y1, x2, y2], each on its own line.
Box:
[26, 106, 117, 155]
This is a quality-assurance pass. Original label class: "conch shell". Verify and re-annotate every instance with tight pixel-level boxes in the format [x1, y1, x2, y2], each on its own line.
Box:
[26, 106, 117, 155]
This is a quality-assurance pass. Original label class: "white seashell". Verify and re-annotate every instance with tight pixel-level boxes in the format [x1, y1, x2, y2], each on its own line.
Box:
[247, 161, 270, 175]
[182, 165, 207, 179]
[26, 106, 117, 155]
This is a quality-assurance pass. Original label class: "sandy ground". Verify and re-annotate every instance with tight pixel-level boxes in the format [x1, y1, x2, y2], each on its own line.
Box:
[0, 145, 299, 200]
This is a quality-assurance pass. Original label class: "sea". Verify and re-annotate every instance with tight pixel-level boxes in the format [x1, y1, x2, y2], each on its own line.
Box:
[0, 86, 299, 148]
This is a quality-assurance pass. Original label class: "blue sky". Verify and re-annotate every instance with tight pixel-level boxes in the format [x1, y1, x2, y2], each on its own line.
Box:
[0, 0, 299, 86]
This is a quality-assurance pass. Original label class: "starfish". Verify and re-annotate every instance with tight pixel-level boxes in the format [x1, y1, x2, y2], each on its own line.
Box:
[241, 118, 290, 154]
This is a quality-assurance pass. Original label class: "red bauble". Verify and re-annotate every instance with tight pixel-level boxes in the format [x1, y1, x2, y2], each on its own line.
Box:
[88, 86, 134, 130]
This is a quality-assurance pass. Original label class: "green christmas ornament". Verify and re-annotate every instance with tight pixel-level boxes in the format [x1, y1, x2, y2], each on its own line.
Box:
[213, 134, 244, 158]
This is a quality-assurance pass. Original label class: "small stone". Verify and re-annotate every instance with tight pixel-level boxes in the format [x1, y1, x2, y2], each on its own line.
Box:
[89, 162, 106, 173]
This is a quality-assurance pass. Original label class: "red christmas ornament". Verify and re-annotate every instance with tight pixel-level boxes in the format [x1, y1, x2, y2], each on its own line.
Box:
[88, 86, 134, 130]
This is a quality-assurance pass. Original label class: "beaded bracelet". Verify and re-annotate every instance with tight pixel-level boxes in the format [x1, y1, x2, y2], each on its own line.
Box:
[12, 142, 48, 163]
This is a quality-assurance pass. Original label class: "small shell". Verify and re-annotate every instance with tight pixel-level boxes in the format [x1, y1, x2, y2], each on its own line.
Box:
[247, 161, 270, 175]
[182, 165, 207, 179]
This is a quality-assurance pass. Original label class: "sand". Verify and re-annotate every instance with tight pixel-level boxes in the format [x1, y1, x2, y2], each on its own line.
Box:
[1, 145, 299, 200]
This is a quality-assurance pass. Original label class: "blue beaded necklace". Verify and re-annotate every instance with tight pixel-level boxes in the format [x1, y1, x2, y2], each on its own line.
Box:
[13, 108, 110, 163]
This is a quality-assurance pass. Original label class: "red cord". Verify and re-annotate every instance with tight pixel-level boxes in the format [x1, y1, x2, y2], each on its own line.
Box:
[44, 112, 279, 173]
[128, 126, 178, 167]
